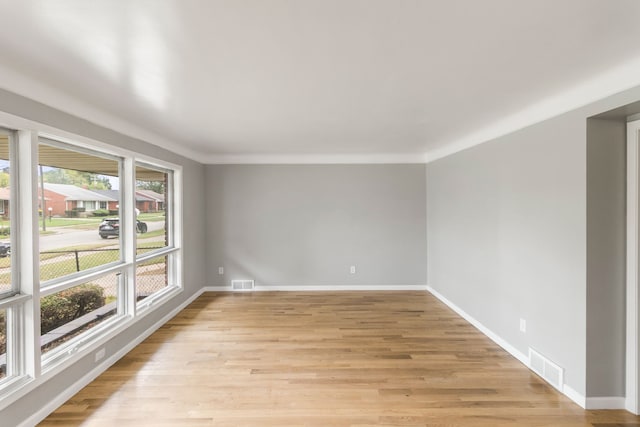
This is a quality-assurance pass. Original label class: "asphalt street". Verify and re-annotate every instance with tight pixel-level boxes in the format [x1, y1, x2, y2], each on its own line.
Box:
[39, 220, 165, 252]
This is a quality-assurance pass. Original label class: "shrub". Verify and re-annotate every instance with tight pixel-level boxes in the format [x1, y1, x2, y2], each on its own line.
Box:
[41, 285, 105, 335]
[60, 285, 105, 319]
[0, 310, 5, 356]
[41, 295, 76, 334]
[92, 209, 110, 217]
[0, 227, 8, 236]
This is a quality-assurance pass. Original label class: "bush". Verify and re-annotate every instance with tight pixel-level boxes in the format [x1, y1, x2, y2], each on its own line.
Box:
[61, 285, 105, 319]
[1, 285, 106, 356]
[41, 295, 76, 334]
[41, 285, 105, 335]
[92, 209, 110, 217]
[0, 227, 9, 236]
[0, 310, 5, 356]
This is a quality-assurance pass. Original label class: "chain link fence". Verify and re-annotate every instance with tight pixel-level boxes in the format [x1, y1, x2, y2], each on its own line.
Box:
[39, 247, 168, 297]
[0, 247, 169, 374]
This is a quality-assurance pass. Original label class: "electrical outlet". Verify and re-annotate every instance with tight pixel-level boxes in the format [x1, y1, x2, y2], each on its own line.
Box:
[350, 265, 356, 274]
[519, 318, 526, 333]
[95, 347, 106, 363]
[218, 267, 224, 275]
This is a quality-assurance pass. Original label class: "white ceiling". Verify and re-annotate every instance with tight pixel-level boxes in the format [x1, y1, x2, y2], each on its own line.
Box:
[0, 0, 639, 163]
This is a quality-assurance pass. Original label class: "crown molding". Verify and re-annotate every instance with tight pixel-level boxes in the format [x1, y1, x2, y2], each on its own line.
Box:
[425, 56, 640, 163]
[3, 54, 640, 167]
[204, 152, 428, 165]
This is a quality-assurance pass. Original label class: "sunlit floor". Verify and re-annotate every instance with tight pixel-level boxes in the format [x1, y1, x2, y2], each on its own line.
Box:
[40, 291, 640, 426]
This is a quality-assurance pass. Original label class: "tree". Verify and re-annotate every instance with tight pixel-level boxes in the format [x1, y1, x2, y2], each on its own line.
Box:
[42, 168, 112, 190]
[136, 180, 165, 195]
[0, 171, 9, 188]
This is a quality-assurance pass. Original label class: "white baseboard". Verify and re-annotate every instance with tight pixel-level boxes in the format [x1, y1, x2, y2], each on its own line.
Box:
[426, 286, 591, 409]
[426, 286, 529, 366]
[20, 288, 206, 427]
[562, 384, 586, 408]
[585, 396, 626, 410]
[204, 284, 428, 292]
[23, 283, 624, 426]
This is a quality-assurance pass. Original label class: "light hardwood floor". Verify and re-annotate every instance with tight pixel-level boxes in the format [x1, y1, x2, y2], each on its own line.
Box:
[40, 292, 640, 426]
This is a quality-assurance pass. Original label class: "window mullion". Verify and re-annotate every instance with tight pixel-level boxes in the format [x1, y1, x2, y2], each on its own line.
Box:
[17, 130, 40, 379]
[122, 157, 136, 317]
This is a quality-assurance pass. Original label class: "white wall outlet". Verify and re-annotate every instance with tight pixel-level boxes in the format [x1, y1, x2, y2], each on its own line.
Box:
[350, 265, 356, 274]
[218, 267, 224, 275]
[95, 347, 106, 363]
[519, 318, 527, 333]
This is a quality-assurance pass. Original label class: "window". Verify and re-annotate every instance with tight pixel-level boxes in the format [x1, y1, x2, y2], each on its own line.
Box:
[0, 130, 15, 384]
[134, 163, 178, 306]
[135, 163, 170, 256]
[0, 308, 6, 380]
[0, 135, 11, 299]
[136, 254, 173, 301]
[0, 122, 181, 405]
[41, 273, 121, 355]
[38, 141, 121, 283]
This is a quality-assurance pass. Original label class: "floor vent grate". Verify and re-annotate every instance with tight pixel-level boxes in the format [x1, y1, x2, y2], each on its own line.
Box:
[231, 279, 255, 291]
[528, 348, 564, 391]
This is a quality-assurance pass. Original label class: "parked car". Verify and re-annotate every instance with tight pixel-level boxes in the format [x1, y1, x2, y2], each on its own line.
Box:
[0, 241, 10, 257]
[99, 218, 147, 239]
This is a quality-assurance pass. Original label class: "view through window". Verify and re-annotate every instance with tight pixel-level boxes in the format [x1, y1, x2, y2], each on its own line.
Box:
[0, 308, 6, 379]
[0, 126, 181, 400]
[40, 273, 120, 354]
[0, 133, 11, 381]
[135, 164, 171, 302]
[37, 141, 124, 356]
[38, 142, 121, 283]
[0, 135, 11, 297]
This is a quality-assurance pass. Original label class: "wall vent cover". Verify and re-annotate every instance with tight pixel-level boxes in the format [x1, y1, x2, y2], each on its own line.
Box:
[231, 279, 255, 291]
[528, 348, 564, 391]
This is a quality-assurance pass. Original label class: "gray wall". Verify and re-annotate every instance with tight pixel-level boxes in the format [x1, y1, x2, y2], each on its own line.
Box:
[0, 89, 207, 426]
[206, 164, 427, 288]
[586, 118, 626, 397]
[427, 114, 588, 393]
[427, 85, 640, 397]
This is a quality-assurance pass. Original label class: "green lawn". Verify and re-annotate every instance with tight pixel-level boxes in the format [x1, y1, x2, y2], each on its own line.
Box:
[0, 214, 167, 283]
[137, 213, 165, 222]
[3, 213, 167, 238]
[39, 250, 120, 282]
[138, 229, 165, 239]
[40, 217, 103, 228]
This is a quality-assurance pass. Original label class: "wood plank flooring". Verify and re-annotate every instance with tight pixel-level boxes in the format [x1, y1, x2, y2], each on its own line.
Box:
[40, 291, 640, 426]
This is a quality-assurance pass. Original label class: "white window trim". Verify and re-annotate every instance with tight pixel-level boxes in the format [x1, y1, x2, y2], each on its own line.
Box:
[0, 109, 184, 412]
[627, 119, 640, 414]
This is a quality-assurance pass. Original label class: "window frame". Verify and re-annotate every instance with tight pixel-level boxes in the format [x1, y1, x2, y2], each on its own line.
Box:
[0, 115, 183, 411]
[0, 128, 17, 302]
[133, 160, 182, 310]
[37, 138, 126, 289]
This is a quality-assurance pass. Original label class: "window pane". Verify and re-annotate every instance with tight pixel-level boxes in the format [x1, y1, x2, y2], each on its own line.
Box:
[136, 255, 169, 302]
[38, 142, 121, 283]
[136, 164, 169, 257]
[0, 135, 11, 299]
[0, 308, 6, 379]
[41, 274, 120, 354]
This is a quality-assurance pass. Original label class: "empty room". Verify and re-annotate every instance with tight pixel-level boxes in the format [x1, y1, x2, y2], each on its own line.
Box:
[1, 0, 640, 426]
